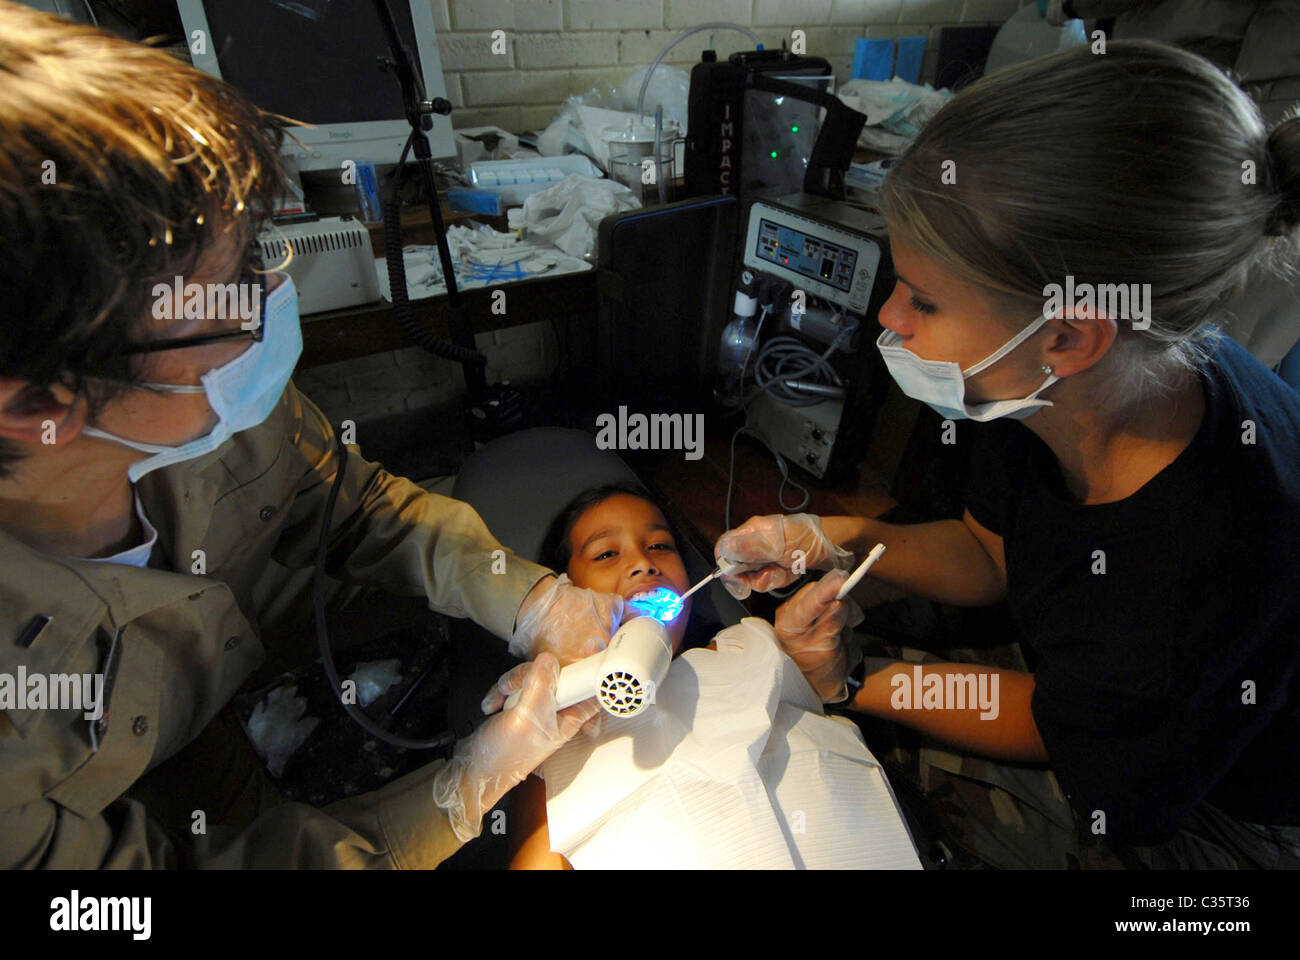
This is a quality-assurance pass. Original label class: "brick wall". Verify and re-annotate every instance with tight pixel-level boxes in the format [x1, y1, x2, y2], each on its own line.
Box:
[295, 321, 558, 424]
[434, 0, 1023, 131]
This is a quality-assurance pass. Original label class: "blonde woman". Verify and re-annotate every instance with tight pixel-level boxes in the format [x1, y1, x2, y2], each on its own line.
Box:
[718, 40, 1300, 869]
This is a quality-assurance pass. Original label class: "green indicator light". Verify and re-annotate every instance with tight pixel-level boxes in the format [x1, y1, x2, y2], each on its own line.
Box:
[770, 151, 778, 158]
[792, 125, 799, 133]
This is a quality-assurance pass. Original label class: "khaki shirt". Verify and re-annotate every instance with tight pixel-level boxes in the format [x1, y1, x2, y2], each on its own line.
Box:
[0, 382, 551, 868]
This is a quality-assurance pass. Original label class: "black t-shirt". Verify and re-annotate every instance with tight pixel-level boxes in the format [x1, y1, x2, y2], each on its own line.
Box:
[963, 332, 1300, 844]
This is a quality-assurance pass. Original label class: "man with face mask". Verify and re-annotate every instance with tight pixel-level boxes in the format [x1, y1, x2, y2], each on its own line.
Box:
[0, 3, 620, 868]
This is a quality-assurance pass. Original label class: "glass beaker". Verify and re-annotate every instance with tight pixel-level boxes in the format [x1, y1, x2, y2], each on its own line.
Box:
[605, 116, 681, 206]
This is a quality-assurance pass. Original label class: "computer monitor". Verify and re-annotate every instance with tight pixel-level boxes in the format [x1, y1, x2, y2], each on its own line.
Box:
[175, 0, 454, 172]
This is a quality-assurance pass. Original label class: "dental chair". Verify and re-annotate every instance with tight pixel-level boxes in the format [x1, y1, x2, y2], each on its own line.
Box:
[442, 427, 961, 868]
[444, 427, 747, 740]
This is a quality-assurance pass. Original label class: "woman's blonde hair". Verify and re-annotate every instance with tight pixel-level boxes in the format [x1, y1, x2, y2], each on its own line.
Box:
[880, 40, 1300, 414]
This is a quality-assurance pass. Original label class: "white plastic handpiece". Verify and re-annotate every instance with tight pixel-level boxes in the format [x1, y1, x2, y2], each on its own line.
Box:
[553, 654, 606, 710]
[503, 616, 673, 718]
[504, 658, 599, 713]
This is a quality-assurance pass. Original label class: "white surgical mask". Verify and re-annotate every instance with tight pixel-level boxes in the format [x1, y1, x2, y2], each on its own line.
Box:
[83, 275, 302, 483]
[876, 313, 1059, 422]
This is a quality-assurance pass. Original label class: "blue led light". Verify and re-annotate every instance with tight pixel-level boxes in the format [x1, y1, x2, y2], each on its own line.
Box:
[625, 587, 684, 622]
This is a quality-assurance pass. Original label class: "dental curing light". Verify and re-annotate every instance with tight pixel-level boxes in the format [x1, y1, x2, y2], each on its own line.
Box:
[505, 616, 674, 718]
[625, 586, 686, 622]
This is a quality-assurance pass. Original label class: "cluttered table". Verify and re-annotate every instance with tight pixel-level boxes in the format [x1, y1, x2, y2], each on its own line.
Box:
[298, 203, 598, 369]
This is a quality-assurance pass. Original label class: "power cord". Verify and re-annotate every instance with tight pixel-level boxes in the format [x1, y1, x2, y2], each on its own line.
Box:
[723, 425, 811, 534]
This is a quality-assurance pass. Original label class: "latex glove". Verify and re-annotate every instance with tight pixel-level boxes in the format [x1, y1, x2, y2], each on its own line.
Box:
[773, 569, 865, 703]
[510, 573, 624, 665]
[433, 654, 600, 842]
[715, 514, 854, 599]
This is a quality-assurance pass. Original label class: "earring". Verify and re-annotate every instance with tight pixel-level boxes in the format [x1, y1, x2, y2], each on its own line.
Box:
[1041, 365, 1054, 374]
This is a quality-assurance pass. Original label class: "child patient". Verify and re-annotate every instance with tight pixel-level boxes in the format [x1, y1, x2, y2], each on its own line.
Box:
[507, 483, 916, 870]
[508, 483, 702, 869]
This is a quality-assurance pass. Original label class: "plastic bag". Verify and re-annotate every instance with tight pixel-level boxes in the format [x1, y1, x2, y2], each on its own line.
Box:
[520, 174, 640, 260]
[837, 78, 954, 153]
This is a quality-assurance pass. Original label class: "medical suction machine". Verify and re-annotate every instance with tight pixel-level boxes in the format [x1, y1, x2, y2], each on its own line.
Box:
[716, 194, 894, 483]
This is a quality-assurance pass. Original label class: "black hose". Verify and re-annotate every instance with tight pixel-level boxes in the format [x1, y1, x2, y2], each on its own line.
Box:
[383, 194, 487, 367]
[315, 435, 455, 750]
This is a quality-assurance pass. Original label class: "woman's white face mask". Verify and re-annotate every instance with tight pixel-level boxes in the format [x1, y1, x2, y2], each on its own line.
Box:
[876, 313, 1059, 422]
[82, 275, 302, 483]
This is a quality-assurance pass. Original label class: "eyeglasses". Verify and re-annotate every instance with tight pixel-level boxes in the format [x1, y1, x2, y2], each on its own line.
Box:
[120, 253, 272, 356]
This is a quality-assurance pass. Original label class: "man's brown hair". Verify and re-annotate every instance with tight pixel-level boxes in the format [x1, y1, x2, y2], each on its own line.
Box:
[0, 0, 288, 476]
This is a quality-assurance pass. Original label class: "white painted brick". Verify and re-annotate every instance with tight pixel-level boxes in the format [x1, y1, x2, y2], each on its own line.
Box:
[297, 382, 350, 418]
[430, 0, 450, 32]
[898, 0, 963, 23]
[567, 66, 643, 95]
[515, 32, 619, 69]
[665, 0, 753, 29]
[392, 346, 430, 369]
[294, 363, 349, 392]
[509, 69, 575, 105]
[451, 105, 523, 130]
[405, 382, 462, 410]
[831, 0, 904, 25]
[617, 28, 760, 66]
[618, 29, 689, 66]
[461, 71, 527, 106]
[826, 55, 854, 83]
[754, 0, 834, 27]
[395, 362, 447, 390]
[804, 26, 870, 59]
[962, 0, 1019, 21]
[336, 350, 402, 376]
[494, 320, 547, 345]
[517, 0, 565, 30]
[486, 337, 548, 379]
[519, 104, 564, 130]
[438, 34, 513, 72]
[449, 0, 511, 30]
[865, 21, 934, 38]
[566, 0, 662, 30]
[450, 0, 564, 30]
[462, 69, 575, 106]
[343, 372, 408, 418]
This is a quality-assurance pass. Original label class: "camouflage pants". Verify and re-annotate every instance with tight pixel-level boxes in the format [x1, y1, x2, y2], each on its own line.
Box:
[862, 641, 1300, 870]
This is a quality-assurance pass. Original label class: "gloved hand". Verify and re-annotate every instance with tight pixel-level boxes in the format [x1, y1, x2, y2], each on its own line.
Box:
[773, 569, 865, 703]
[715, 514, 854, 598]
[432, 654, 600, 842]
[510, 573, 624, 664]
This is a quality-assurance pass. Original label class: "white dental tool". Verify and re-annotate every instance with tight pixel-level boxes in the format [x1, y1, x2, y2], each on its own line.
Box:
[504, 616, 673, 718]
[836, 543, 887, 600]
[678, 558, 757, 603]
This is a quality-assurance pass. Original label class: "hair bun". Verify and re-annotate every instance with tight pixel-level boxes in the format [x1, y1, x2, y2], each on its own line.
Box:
[1264, 115, 1300, 236]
